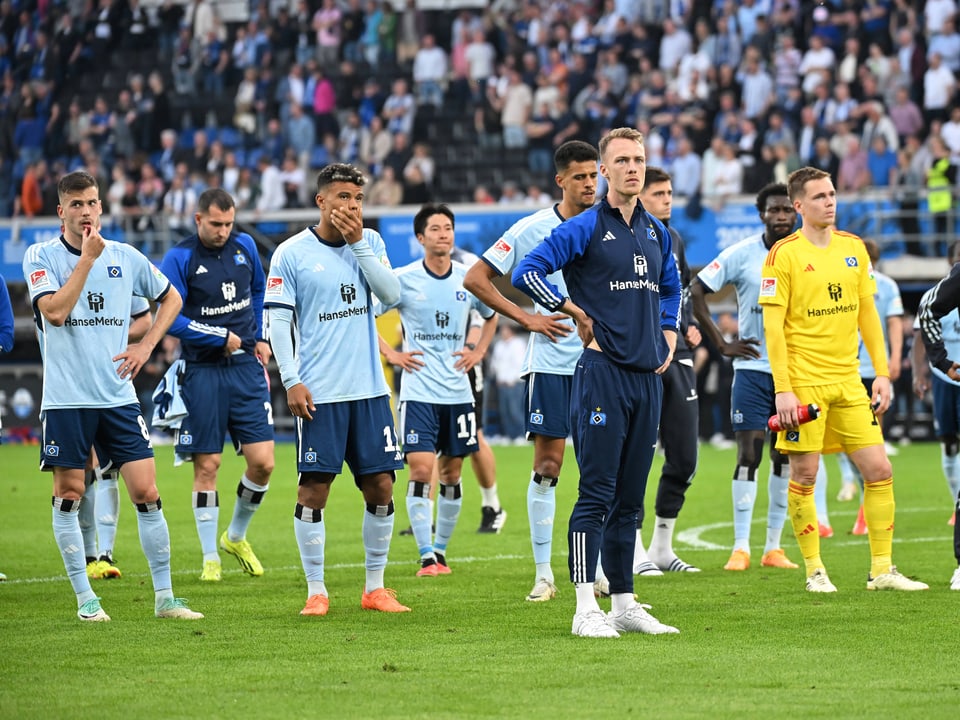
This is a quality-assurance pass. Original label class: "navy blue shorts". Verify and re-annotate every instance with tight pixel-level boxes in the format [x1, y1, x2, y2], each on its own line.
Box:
[399, 400, 478, 458]
[730, 369, 778, 433]
[175, 355, 273, 456]
[295, 396, 403, 481]
[41, 404, 153, 470]
[525, 372, 572, 439]
[932, 374, 960, 438]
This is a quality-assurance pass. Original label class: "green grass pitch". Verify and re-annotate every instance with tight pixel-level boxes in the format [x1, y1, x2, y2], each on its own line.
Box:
[0, 441, 957, 719]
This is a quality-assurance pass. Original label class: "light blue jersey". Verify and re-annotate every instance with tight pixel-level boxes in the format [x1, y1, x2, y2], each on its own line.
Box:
[264, 227, 392, 403]
[482, 206, 581, 377]
[857, 270, 903, 379]
[916, 288, 960, 387]
[23, 237, 171, 411]
[696, 232, 771, 373]
[377, 260, 494, 404]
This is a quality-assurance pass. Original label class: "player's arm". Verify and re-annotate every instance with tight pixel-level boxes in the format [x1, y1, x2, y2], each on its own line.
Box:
[911, 328, 931, 399]
[379, 333, 424, 372]
[242, 233, 272, 365]
[512, 216, 593, 345]
[128, 308, 153, 343]
[115, 284, 182, 380]
[886, 313, 903, 383]
[36, 225, 104, 326]
[762, 303, 804, 427]
[0, 282, 14, 352]
[919, 270, 960, 378]
[690, 279, 760, 359]
[463, 259, 571, 342]
[859, 297, 892, 413]
[160, 245, 237, 351]
[454, 311, 497, 373]
[267, 304, 315, 420]
[656, 223, 681, 374]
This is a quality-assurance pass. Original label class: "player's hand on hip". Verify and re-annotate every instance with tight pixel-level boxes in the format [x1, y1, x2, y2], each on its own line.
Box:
[655, 349, 674, 375]
[81, 223, 106, 260]
[393, 349, 425, 372]
[224, 331, 242, 354]
[774, 391, 802, 430]
[523, 312, 572, 342]
[287, 383, 315, 420]
[113, 344, 150, 380]
[574, 314, 594, 348]
[871, 376, 892, 415]
[948, 362, 960, 383]
[453, 347, 481, 372]
[331, 207, 362, 244]
[721, 337, 761, 359]
[255, 340, 272, 366]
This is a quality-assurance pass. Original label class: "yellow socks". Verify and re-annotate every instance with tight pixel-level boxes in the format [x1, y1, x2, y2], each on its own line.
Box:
[788, 481, 824, 575]
[864, 478, 895, 578]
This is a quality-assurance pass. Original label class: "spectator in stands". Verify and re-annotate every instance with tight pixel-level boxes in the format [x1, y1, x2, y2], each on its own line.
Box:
[163, 172, 197, 232]
[234, 67, 258, 145]
[523, 184, 552, 205]
[404, 142, 434, 188]
[312, 0, 341, 67]
[255, 154, 284, 213]
[311, 66, 337, 139]
[825, 82, 859, 133]
[123, 0, 152, 52]
[360, 1, 384, 70]
[799, 34, 835, 94]
[338, 110, 364, 164]
[359, 115, 391, 175]
[897, 135, 927, 256]
[838, 136, 873, 192]
[340, 0, 365, 64]
[703, 15, 741, 70]
[925, 0, 958, 37]
[837, 36, 862, 86]
[413, 34, 447, 109]
[366, 165, 402, 207]
[279, 151, 306, 208]
[157, 0, 184, 61]
[16, 158, 51, 217]
[491, 67, 532, 149]
[924, 52, 956, 126]
[671, 136, 701, 198]
[861, 101, 900, 153]
[927, 135, 956, 256]
[464, 27, 496, 91]
[235, 166, 258, 210]
[221, 151, 241, 195]
[705, 140, 744, 204]
[382, 78, 415, 136]
[171, 26, 196, 96]
[401, 163, 430, 205]
[867, 134, 899, 187]
[198, 29, 229, 100]
[888, 85, 925, 146]
[526, 100, 556, 175]
[473, 185, 495, 204]
[659, 17, 692, 78]
[285, 101, 315, 168]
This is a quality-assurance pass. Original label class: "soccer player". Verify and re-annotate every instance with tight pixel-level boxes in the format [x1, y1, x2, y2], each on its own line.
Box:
[760, 166, 927, 593]
[634, 166, 701, 575]
[513, 127, 682, 637]
[265, 163, 410, 616]
[835, 239, 904, 535]
[0, 278, 12, 582]
[160, 188, 275, 582]
[22, 170, 203, 621]
[691, 182, 801, 572]
[915, 240, 960, 590]
[463, 139, 599, 602]
[377, 204, 497, 576]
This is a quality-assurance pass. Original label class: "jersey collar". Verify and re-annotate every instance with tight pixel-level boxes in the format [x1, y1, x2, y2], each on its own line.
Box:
[59, 235, 82, 256]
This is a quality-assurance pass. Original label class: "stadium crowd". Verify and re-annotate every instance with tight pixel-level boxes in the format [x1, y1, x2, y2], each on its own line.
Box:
[0, 0, 958, 255]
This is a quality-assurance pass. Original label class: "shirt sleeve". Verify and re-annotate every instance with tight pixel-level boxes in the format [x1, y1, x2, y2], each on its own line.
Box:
[919, 265, 960, 373]
[512, 213, 591, 311]
[0, 281, 14, 352]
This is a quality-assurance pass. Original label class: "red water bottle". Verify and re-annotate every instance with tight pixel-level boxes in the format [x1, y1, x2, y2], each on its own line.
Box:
[768, 403, 820, 432]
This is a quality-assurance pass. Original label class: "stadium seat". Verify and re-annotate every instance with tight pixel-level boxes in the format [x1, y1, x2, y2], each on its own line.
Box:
[218, 127, 242, 149]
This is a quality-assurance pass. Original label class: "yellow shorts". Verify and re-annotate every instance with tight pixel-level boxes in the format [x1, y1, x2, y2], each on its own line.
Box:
[775, 378, 883, 455]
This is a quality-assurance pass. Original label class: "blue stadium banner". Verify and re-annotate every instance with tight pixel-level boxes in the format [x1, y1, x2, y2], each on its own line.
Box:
[1, 224, 63, 283]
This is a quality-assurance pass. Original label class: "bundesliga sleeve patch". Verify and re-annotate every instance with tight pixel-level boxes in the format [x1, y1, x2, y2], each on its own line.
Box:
[701, 259, 721, 278]
[759, 278, 777, 297]
[150, 264, 166, 280]
[29, 269, 51, 290]
[488, 238, 512, 262]
[266, 277, 284, 296]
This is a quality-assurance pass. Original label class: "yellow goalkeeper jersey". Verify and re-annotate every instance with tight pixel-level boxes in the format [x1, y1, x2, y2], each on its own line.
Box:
[758, 228, 876, 388]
